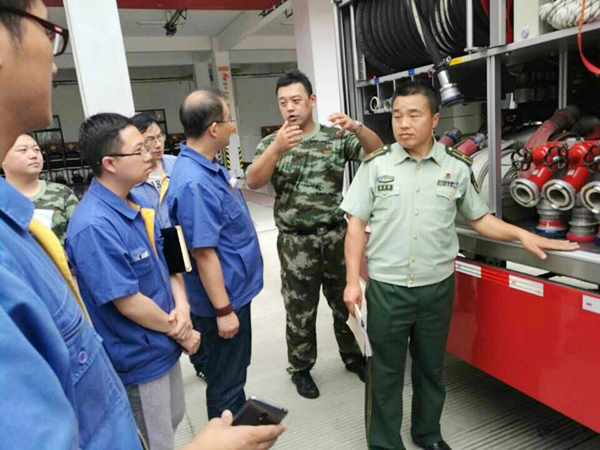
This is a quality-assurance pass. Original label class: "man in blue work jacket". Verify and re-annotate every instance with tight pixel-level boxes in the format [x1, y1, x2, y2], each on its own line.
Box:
[167, 90, 264, 419]
[130, 111, 209, 381]
[130, 112, 177, 229]
[0, 2, 143, 448]
[0, 2, 285, 449]
[66, 113, 201, 450]
[0, 0, 141, 450]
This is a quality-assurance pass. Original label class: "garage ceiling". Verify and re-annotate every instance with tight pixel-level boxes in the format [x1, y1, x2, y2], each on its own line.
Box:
[44, 0, 280, 10]
[47, 7, 294, 38]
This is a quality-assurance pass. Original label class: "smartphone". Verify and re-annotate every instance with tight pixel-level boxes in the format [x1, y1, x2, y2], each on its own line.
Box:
[232, 396, 288, 426]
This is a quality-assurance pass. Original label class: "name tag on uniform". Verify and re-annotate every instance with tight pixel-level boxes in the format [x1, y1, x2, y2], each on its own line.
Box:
[437, 180, 458, 188]
[229, 176, 238, 189]
[134, 250, 150, 261]
[377, 184, 394, 192]
[377, 175, 394, 183]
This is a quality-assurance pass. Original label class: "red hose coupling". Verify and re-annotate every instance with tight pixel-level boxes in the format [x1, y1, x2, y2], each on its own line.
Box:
[510, 142, 560, 207]
[542, 141, 595, 211]
[457, 133, 486, 156]
[562, 142, 594, 191]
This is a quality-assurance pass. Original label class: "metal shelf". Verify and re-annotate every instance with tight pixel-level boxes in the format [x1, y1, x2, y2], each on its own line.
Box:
[357, 21, 600, 88]
[457, 227, 600, 285]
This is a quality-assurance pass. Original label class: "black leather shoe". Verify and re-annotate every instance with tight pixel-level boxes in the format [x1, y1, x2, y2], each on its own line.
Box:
[412, 439, 452, 450]
[291, 370, 320, 399]
[346, 363, 366, 382]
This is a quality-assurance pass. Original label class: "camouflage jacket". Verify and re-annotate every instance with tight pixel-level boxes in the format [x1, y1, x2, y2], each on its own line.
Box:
[29, 181, 79, 244]
[254, 124, 363, 231]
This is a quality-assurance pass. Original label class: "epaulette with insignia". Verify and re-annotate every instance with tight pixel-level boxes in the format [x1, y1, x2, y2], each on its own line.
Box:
[445, 146, 473, 166]
[362, 146, 389, 162]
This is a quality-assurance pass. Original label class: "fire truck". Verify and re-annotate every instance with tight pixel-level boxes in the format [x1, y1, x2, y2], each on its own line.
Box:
[335, 0, 600, 433]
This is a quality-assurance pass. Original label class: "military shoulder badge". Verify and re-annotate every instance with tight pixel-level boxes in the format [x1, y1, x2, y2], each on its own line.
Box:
[470, 171, 480, 193]
[445, 146, 473, 166]
[363, 146, 390, 163]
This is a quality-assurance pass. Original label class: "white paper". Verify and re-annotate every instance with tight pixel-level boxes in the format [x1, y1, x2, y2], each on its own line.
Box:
[346, 302, 372, 357]
[33, 209, 54, 230]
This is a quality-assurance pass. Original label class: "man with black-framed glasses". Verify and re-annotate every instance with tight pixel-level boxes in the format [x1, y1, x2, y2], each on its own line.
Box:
[0, 1, 143, 449]
[130, 112, 210, 383]
[65, 113, 201, 450]
[131, 112, 177, 229]
[1, 4, 68, 55]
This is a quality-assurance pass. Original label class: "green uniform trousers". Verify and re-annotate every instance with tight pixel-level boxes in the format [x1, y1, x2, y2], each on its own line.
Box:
[366, 275, 455, 450]
[277, 223, 364, 373]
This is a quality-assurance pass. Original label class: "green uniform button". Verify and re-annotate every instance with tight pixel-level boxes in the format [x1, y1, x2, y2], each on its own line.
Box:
[416, 165, 420, 170]
[413, 235, 418, 240]
[415, 210, 420, 216]
[416, 188, 420, 193]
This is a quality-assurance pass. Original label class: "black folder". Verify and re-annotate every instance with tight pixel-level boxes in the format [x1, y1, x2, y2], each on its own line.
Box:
[161, 225, 192, 274]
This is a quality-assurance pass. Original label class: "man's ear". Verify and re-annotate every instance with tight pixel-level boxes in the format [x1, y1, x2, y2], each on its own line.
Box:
[208, 122, 219, 138]
[432, 112, 440, 130]
[102, 157, 117, 175]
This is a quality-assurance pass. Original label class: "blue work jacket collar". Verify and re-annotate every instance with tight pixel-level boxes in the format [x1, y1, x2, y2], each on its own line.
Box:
[0, 177, 34, 232]
[179, 142, 221, 173]
[88, 178, 139, 221]
[133, 156, 174, 188]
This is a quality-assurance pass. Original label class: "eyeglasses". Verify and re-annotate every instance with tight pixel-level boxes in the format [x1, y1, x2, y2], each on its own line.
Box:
[215, 119, 236, 124]
[143, 134, 166, 149]
[104, 147, 152, 159]
[0, 7, 69, 56]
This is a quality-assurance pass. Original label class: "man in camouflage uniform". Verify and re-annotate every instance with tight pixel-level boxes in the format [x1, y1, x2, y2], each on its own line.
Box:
[246, 70, 384, 398]
[3, 134, 78, 243]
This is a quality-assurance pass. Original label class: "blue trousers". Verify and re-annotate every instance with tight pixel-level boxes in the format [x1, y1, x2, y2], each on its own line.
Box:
[192, 303, 252, 419]
[189, 313, 208, 374]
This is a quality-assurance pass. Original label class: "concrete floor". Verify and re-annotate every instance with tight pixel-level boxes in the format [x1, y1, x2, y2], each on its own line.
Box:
[174, 191, 600, 450]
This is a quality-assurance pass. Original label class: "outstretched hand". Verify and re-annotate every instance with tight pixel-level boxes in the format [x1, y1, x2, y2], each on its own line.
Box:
[327, 113, 359, 136]
[520, 232, 580, 260]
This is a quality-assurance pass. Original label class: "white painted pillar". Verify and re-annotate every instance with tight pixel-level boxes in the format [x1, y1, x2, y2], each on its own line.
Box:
[212, 51, 237, 121]
[293, 0, 343, 123]
[63, 0, 134, 118]
[211, 50, 243, 178]
[193, 59, 212, 90]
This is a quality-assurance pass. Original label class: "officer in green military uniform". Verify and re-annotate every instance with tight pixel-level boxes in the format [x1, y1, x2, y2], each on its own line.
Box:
[246, 70, 384, 398]
[341, 80, 579, 450]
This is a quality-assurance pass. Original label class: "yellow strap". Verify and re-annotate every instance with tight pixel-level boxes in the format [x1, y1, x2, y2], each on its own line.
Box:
[159, 173, 170, 204]
[128, 201, 157, 254]
[29, 218, 92, 324]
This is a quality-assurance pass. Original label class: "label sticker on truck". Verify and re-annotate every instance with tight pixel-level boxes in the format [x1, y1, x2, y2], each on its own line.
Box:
[582, 295, 600, 315]
[455, 261, 481, 278]
[508, 275, 544, 297]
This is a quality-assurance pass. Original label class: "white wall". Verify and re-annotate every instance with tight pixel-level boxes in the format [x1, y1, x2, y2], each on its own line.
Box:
[233, 75, 283, 162]
[51, 69, 286, 154]
[132, 79, 196, 135]
[51, 72, 196, 142]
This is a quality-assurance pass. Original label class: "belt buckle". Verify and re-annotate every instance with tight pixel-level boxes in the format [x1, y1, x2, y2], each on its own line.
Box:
[316, 226, 327, 236]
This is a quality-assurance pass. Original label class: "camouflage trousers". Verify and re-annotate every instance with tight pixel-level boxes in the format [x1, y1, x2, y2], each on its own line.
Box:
[277, 223, 364, 374]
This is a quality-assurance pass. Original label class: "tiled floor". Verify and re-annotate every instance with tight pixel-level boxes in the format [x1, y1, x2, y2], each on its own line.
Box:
[174, 192, 600, 449]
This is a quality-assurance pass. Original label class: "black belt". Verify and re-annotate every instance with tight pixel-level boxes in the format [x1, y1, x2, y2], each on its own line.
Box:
[284, 221, 345, 236]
